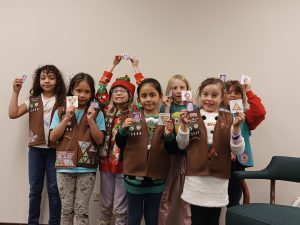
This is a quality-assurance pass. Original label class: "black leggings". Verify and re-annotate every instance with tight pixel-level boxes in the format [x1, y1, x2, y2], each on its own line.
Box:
[190, 205, 222, 225]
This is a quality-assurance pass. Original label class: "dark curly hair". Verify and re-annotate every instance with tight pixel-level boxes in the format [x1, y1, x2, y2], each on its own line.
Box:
[30, 65, 66, 106]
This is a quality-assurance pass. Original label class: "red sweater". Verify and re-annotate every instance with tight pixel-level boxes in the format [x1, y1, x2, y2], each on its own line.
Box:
[97, 71, 144, 173]
[244, 90, 266, 130]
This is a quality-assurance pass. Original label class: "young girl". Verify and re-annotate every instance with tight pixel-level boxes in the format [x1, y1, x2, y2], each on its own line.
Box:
[96, 55, 144, 225]
[223, 79, 266, 207]
[177, 78, 245, 225]
[115, 78, 179, 225]
[49, 73, 105, 225]
[8, 65, 66, 225]
[159, 74, 193, 225]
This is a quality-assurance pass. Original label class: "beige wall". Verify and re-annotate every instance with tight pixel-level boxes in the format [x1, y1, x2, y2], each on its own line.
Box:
[1, 0, 300, 224]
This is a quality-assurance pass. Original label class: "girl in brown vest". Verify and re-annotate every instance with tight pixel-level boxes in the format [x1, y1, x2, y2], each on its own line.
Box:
[8, 65, 66, 225]
[50, 73, 106, 225]
[115, 78, 179, 225]
[177, 78, 245, 225]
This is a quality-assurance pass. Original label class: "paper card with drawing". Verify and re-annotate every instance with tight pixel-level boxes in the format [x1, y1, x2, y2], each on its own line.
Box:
[219, 74, 226, 82]
[66, 96, 78, 108]
[90, 100, 99, 109]
[158, 113, 170, 125]
[21, 75, 27, 83]
[229, 99, 244, 113]
[240, 74, 251, 85]
[133, 111, 142, 123]
[122, 53, 130, 60]
[181, 90, 192, 101]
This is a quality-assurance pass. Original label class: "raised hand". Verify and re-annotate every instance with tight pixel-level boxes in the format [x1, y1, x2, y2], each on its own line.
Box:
[12, 78, 23, 93]
[65, 105, 75, 121]
[232, 112, 245, 134]
[113, 55, 123, 66]
[87, 106, 96, 122]
[162, 96, 172, 113]
[164, 119, 174, 136]
[122, 118, 134, 129]
[130, 57, 140, 73]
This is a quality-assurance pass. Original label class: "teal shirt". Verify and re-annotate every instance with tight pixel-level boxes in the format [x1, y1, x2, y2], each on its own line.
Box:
[237, 121, 254, 167]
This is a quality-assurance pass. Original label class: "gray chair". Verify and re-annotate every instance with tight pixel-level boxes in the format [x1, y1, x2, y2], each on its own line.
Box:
[226, 156, 300, 225]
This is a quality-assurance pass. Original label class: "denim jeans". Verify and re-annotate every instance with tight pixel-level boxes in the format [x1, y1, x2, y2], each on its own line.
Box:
[127, 192, 162, 225]
[28, 147, 61, 225]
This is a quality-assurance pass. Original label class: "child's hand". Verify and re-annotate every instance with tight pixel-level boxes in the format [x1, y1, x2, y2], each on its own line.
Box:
[65, 105, 75, 120]
[233, 112, 245, 128]
[12, 78, 23, 93]
[180, 110, 190, 125]
[163, 96, 172, 112]
[164, 119, 174, 136]
[122, 118, 134, 129]
[113, 55, 122, 66]
[243, 82, 251, 92]
[130, 57, 139, 68]
[87, 106, 96, 122]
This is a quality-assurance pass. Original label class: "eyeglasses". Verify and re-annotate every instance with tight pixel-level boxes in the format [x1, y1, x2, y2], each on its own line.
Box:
[112, 88, 127, 94]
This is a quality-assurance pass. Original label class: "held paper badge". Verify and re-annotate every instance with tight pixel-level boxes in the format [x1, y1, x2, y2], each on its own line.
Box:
[186, 102, 194, 112]
[240, 74, 251, 85]
[133, 111, 142, 123]
[182, 90, 192, 101]
[66, 96, 78, 108]
[219, 74, 226, 83]
[21, 75, 28, 83]
[122, 53, 130, 60]
[158, 113, 170, 125]
[90, 100, 99, 109]
[229, 99, 244, 113]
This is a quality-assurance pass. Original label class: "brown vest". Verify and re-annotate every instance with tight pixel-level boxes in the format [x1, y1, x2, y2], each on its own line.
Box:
[123, 111, 171, 179]
[185, 110, 233, 179]
[55, 107, 100, 168]
[28, 96, 57, 148]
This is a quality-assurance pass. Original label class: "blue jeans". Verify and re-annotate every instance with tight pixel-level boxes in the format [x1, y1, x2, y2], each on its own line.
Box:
[127, 192, 162, 225]
[28, 147, 61, 225]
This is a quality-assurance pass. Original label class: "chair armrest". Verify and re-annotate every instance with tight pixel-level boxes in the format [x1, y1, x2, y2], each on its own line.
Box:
[233, 169, 271, 180]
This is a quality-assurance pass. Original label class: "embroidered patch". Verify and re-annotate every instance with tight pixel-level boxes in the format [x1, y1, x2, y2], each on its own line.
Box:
[78, 141, 92, 164]
[219, 120, 226, 129]
[208, 146, 218, 160]
[29, 130, 38, 143]
[56, 152, 75, 167]
[238, 152, 250, 164]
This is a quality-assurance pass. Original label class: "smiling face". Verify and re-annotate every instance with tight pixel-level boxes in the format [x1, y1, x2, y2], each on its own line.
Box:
[71, 80, 92, 109]
[199, 83, 223, 113]
[111, 86, 129, 105]
[138, 83, 162, 115]
[170, 79, 188, 104]
[40, 70, 57, 95]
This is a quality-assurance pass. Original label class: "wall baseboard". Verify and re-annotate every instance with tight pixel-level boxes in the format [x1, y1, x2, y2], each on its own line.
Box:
[0, 223, 46, 225]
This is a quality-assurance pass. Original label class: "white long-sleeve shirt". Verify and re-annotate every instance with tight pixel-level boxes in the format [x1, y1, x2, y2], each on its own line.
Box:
[178, 109, 245, 207]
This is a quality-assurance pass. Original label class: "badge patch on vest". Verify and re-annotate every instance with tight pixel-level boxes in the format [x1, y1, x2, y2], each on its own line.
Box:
[29, 98, 40, 113]
[238, 152, 250, 164]
[56, 151, 75, 167]
[188, 113, 200, 140]
[78, 141, 94, 164]
[218, 119, 226, 129]
[29, 130, 38, 143]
